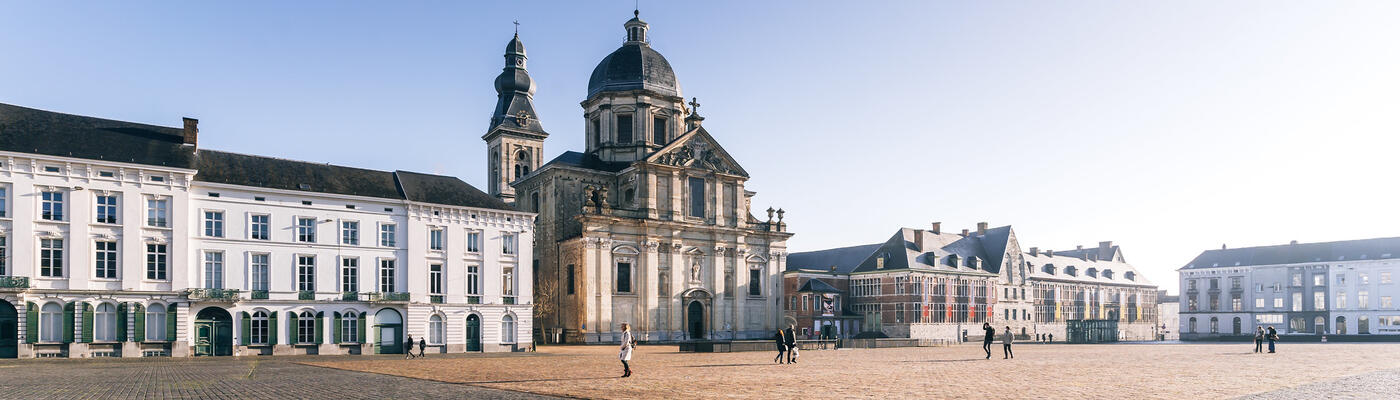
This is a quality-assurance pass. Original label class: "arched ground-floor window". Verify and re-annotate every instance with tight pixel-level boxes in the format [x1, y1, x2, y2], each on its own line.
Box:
[501, 314, 516, 344]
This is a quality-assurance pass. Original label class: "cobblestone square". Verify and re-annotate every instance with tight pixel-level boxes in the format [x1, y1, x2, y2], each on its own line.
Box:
[304, 342, 1400, 399]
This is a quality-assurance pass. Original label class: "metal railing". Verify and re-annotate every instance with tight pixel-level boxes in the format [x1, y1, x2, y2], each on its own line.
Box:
[430, 295, 445, 304]
[251, 290, 269, 300]
[341, 292, 359, 301]
[298, 290, 316, 300]
[366, 292, 410, 303]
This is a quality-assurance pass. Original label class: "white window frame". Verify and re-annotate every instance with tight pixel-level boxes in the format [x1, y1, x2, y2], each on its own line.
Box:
[249, 214, 270, 241]
[146, 243, 168, 281]
[94, 194, 118, 224]
[250, 253, 270, 292]
[204, 251, 224, 289]
[146, 197, 169, 228]
[250, 310, 269, 345]
[297, 310, 316, 344]
[40, 302, 63, 342]
[204, 210, 225, 238]
[503, 265, 516, 298]
[379, 223, 396, 247]
[466, 230, 481, 253]
[40, 190, 64, 221]
[429, 227, 445, 251]
[501, 314, 517, 344]
[94, 240, 118, 279]
[379, 258, 397, 293]
[466, 264, 480, 296]
[341, 220, 359, 245]
[94, 303, 117, 342]
[297, 254, 316, 292]
[429, 314, 444, 345]
[296, 217, 317, 243]
[341, 312, 359, 344]
[39, 238, 64, 277]
[502, 232, 517, 255]
[341, 257, 359, 293]
[429, 263, 444, 295]
[146, 303, 167, 341]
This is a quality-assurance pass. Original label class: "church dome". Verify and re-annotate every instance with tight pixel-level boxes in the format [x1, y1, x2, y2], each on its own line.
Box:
[586, 12, 681, 99]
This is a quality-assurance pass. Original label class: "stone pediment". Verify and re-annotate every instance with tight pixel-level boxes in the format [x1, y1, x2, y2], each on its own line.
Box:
[645, 127, 749, 177]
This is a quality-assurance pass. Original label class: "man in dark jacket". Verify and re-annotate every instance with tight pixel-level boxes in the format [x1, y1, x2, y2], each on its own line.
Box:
[982, 323, 995, 359]
[1267, 326, 1278, 353]
[783, 325, 798, 364]
[405, 334, 416, 359]
[773, 329, 787, 364]
[418, 337, 427, 358]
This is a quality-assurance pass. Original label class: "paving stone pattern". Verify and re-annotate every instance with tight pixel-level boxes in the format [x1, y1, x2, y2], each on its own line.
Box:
[0, 356, 557, 400]
[1236, 367, 1400, 400]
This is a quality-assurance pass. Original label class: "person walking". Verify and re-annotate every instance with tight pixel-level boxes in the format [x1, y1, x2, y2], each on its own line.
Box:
[982, 323, 995, 359]
[404, 334, 416, 359]
[1266, 326, 1278, 353]
[418, 337, 427, 358]
[1048, 333, 1053, 343]
[1253, 326, 1265, 353]
[619, 323, 636, 378]
[773, 328, 787, 364]
[1002, 326, 1014, 359]
[784, 324, 798, 364]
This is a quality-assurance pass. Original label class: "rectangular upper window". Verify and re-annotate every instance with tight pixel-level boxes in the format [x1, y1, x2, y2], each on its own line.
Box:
[297, 255, 316, 292]
[429, 227, 444, 251]
[429, 263, 444, 295]
[297, 217, 316, 243]
[379, 223, 396, 247]
[616, 115, 633, 143]
[145, 244, 167, 280]
[342, 221, 360, 245]
[95, 195, 118, 224]
[250, 214, 270, 240]
[466, 230, 481, 253]
[502, 232, 517, 255]
[251, 253, 270, 292]
[0, 187, 7, 218]
[653, 117, 667, 144]
[94, 241, 118, 279]
[688, 177, 705, 218]
[340, 257, 358, 293]
[203, 211, 224, 237]
[40, 191, 64, 221]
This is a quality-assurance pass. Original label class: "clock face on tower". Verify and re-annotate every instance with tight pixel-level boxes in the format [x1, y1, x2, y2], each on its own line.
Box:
[514, 58, 524, 66]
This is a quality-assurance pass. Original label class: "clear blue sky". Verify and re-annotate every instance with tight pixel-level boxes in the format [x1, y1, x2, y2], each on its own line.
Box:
[4, 1, 1399, 293]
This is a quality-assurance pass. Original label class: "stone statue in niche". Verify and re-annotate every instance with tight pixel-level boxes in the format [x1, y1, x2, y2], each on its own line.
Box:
[690, 258, 702, 282]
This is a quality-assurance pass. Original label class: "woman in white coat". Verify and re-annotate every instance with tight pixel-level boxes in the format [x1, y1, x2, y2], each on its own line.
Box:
[619, 323, 636, 378]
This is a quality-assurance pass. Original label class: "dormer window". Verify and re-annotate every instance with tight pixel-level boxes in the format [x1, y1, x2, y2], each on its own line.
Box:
[947, 254, 960, 268]
[1066, 266, 1078, 276]
[1042, 265, 1055, 275]
[1103, 270, 1114, 279]
[1125, 272, 1135, 281]
[1086, 268, 1098, 278]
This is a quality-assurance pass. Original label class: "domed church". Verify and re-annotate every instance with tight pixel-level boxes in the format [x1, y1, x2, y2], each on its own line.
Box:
[483, 11, 793, 343]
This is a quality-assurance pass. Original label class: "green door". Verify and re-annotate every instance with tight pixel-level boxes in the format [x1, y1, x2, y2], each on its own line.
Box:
[466, 315, 481, 352]
[0, 300, 17, 358]
[194, 322, 213, 356]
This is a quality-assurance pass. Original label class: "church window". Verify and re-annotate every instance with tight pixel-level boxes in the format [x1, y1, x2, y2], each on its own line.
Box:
[616, 261, 633, 293]
[624, 188, 635, 206]
[616, 115, 633, 143]
[653, 117, 667, 144]
[531, 192, 540, 212]
[514, 151, 531, 180]
[566, 264, 575, 295]
[749, 267, 762, 297]
[688, 177, 705, 218]
[592, 118, 601, 146]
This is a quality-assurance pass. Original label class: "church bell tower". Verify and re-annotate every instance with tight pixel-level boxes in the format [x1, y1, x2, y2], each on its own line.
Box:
[484, 30, 549, 203]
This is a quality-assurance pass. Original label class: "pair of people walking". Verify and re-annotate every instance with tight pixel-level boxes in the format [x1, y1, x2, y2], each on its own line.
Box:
[981, 323, 1014, 359]
[772, 324, 798, 364]
[404, 334, 427, 359]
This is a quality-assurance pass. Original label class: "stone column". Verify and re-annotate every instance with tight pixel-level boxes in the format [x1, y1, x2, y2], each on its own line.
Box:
[598, 238, 614, 342]
[670, 241, 685, 339]
[582, 238, 599, 342]
[733, 245, 747, 338]
[642, 240, 660, 340]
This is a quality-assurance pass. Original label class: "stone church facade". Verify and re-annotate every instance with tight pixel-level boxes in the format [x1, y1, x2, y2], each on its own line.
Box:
[483, 13, 792, 343]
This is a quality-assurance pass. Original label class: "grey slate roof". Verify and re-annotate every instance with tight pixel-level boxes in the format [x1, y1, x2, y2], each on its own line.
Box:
[786, 243, 883, 274]
[0, 102, 515, 212]
[798, 279, 843, 294]
[1181, 237, 1400, 270]
[1025, 252, 1153, 286]
[587, 43, 681, 98]
[0, 103, 195, 168]
[539, 151, 631, 173]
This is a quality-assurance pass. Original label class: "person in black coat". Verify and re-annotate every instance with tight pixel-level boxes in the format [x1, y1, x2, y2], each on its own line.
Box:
[772, 329, 787, 364]
[405, 334, 416, 359]
[783, 325, 798, 364]
[1266, 326, 1278, 353]
[418, 337, 427, 358]
[981, 323, 995, 359]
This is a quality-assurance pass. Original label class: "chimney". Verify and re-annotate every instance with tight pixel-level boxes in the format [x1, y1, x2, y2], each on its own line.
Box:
[931, 222, 942, 235]
[913, 229, 924, 249]
[1099, 241, 1113, 251]
[1076, 245, 1084, 250]
[182, 117, 199, 146]
[1290, 240, 1298, 245]
[960, 229, 969, 237]
[1045, 249, 1054, 257]
[976, 222, 988, 235]
[1029, 247, 1038, 256]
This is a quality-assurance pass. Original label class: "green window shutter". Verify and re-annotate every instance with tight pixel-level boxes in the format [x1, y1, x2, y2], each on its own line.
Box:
[358, 312, 366, 343]
[165, 303, 177, 342]
[332, 312, 342, 344]
[25, 302, 38, 344]
[116, 303, 128, 342]
[133, 304, 145, 342]
[288, 312, 298, 345]
[241, 312, 252, 346]
[81, 303, 93, 343]
[314, 312, 324, 345]
[63, 302, 75, 343]
[269, 311, 279, 345]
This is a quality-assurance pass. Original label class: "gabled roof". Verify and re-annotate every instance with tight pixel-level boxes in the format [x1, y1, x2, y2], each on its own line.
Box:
[644, 126, 749, 177]
[798, 279, 843, 294]
[977, 225, 1014, 274]
[0, 102, 195, 168]
[1181, 237, 1400, 270]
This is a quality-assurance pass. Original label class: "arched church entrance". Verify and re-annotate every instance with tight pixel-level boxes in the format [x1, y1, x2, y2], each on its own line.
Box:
[687, 301, 705, 340]
[194, 307, 233, 356]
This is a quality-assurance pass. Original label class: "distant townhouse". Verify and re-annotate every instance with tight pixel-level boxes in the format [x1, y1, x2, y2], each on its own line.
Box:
[0, 103, 534, 358]
[784, 222, 1158, 342]
[1178, 237, 1400, 339]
